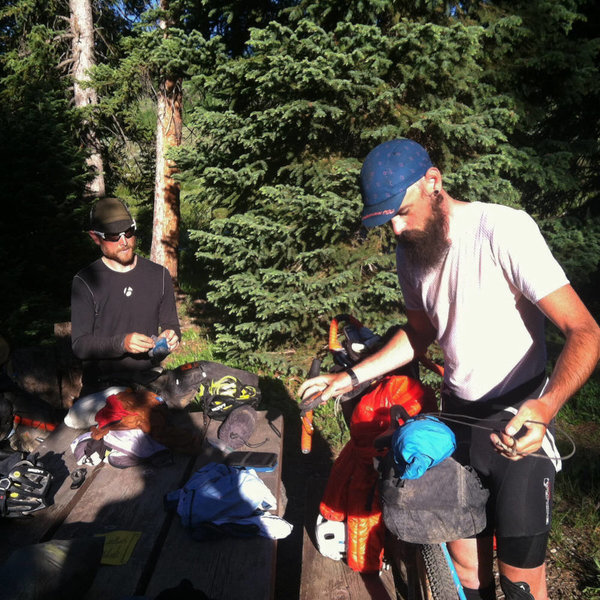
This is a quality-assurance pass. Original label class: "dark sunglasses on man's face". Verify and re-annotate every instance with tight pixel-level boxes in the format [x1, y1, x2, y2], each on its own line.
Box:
[93, 225, 136, 243]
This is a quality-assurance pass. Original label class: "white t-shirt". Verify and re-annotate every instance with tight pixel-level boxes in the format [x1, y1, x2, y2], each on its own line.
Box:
[397, 202, 569, 401]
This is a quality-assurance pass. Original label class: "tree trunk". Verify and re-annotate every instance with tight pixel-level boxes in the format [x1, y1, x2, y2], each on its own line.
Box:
[150, 1, 182, 282]
[69, 0, 105, 198]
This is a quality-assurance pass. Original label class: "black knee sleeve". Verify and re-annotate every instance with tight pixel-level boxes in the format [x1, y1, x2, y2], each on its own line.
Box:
[497, 533, 548, 569]
[499, 574, 535, 599]
[462, 583, 496, 599]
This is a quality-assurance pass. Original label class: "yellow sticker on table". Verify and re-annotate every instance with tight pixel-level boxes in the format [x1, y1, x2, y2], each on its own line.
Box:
[95, 530, 142, 565]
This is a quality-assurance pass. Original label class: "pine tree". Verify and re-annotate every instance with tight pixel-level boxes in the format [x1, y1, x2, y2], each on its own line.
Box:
[179, 15, 516, 368]
[70, 0, 105, 197]
[89, 1, 224, 261]
[179, 1, 599, 369]
[0, 5, 93, 342]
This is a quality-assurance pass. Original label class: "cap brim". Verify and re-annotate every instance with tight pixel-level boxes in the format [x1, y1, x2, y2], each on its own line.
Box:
[361, 190, 406, 228]
[101, 219, 134, 234]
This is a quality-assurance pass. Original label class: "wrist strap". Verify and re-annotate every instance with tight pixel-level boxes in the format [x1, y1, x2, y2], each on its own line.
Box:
[346, 367, 359, 388]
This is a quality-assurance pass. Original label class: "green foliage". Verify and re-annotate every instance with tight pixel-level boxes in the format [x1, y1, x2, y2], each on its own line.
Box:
[583, 556, 600, 599]
[473, 0, 600, 214]
[541, 213, 600, 314]
[559, 377, 600, 425]
[174, 2, 600, 369]
[313, 401, 350, 454]
[181, 0, 296, 57]
[89, 8, 226, 217]
[164, 327, 216, 367]
[0, 21, 93, 344]
[1, 0, 599, 371]
[180, 15, 531, 367]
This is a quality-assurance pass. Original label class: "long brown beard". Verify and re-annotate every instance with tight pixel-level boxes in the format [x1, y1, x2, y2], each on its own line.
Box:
[396, 195, 449, 272]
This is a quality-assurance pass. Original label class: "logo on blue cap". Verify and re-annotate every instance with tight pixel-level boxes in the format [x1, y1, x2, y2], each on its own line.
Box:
[360, 139, 433, 228]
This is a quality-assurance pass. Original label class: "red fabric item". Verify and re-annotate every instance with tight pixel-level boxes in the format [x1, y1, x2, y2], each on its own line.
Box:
[95, 394, 136, 428]
[320, 375, 437, 573]
[91, 389, 204, 454]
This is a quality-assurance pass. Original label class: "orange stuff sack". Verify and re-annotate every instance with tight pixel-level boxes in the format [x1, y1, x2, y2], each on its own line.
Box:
[319, 375, 437, 572]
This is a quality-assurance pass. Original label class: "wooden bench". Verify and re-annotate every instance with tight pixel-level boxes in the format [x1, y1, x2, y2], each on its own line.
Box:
[0, 408, 284, 600]
[299, 476, 434, 600]
[299, 476, 397, 600]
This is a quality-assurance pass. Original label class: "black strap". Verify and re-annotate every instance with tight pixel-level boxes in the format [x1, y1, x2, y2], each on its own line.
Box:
[390, 404, 411, 424]
[345, 367, 359, 387]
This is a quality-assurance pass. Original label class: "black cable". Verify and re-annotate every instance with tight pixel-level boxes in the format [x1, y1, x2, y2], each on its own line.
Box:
[421, 411, 576, 462]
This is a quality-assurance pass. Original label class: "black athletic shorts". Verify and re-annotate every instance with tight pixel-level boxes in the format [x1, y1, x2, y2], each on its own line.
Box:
[442, 373, 561, 568]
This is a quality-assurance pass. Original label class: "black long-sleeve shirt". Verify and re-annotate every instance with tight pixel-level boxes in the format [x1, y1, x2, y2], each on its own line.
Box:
[71, 256, 181, 393]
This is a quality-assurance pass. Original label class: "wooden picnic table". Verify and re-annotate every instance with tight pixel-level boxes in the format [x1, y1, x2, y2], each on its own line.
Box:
[0, 408, 285, 600]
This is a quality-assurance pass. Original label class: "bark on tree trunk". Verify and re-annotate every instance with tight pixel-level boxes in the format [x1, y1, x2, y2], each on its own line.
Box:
[69, 0, 105, 198]
[150, 76, 182, 281]
[150, 0, 182, 282]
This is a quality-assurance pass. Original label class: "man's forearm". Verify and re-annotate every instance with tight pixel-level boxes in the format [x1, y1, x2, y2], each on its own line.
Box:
[540, 325, 600, 420]
[350, 326, 425, 384]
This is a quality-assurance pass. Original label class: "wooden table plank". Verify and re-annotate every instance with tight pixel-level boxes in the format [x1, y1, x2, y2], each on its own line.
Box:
[144, 410, 284, 600]
[52, 450, 195, 600]
[49, 409, 208, 599]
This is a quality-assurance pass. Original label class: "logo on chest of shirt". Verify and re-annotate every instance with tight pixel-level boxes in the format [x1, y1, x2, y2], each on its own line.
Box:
[123, 286, 133, 297]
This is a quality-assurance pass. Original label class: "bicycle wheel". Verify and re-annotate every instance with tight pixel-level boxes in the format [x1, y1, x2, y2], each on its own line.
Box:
[420, 543, 461, 600]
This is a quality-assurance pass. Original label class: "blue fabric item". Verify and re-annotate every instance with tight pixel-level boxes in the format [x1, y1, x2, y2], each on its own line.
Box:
[166, 462, 276, 528]
[360, 139, 433, 228]
[392, 416, 456, 480]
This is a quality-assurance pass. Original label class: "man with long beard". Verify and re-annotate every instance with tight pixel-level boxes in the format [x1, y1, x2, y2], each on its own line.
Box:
[299, 139, 600, 599]
[71, 197, 180, 396]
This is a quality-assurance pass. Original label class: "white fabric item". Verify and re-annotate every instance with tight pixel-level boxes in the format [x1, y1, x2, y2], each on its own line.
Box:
[64, 386, 127, 429]
[240, 468, 277, 512]
[103, 428, 167, 458]
[174, 463, 278, 528]
[70, 428, 167, 467]
[397, 202, 568, 401]
[212, 514, 293, 540]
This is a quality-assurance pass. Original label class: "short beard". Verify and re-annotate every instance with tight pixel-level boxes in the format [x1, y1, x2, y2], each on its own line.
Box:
[102, 239, 136, 267]
[396, 194, 449, 273]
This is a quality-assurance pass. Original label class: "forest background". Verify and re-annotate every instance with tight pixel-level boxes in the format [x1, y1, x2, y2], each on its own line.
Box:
[1, 0, 599, 596]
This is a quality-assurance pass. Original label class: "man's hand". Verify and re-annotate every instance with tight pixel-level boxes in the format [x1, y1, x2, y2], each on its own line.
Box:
[124, 333, 155, 354]
[298, 372, 353, 406]
[490, 398, 553, 460]
[159, 329, 179, 351]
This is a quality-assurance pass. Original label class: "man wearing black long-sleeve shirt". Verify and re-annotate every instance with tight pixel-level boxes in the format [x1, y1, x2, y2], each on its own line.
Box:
[71, 197, 180, 395]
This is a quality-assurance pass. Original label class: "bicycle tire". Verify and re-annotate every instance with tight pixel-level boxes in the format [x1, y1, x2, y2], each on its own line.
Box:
[420, 543, 460, 600]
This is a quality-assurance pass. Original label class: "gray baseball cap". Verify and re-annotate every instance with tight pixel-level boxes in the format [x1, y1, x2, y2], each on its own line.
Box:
[90, 198, 134, 234]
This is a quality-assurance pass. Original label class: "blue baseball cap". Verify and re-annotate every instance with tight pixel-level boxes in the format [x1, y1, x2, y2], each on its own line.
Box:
[360, 139, 433, 228]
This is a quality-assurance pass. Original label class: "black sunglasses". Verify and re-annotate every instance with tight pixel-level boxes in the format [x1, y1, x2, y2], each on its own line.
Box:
[92, 225, 136, 243]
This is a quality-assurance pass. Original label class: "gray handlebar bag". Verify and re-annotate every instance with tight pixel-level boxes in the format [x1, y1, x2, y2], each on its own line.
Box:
[380, 455, 489, 544]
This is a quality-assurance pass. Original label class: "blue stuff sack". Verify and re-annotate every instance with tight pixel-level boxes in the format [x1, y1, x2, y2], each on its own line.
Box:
[392, 416, 456, 479]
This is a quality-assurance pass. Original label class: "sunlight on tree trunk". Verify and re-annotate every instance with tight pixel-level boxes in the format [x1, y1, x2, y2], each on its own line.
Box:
[150, 0, 182, 282]
[69, 0, 105, 198]
[151, 77, 182, 281]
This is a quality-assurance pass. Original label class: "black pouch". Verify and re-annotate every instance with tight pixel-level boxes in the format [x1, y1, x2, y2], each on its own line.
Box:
[380, 455, 489, 544]
[217, 404, 258, 450]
